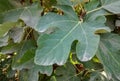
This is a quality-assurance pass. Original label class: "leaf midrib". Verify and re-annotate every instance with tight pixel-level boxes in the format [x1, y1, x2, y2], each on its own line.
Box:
[79, 23, 88, 60]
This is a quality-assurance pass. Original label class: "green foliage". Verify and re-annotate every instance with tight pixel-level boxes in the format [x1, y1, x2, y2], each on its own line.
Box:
[0, 0, 120, 81]
[97, 33, 120, 80]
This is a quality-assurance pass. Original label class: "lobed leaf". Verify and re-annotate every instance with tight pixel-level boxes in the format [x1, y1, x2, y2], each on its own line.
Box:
[35, 5, 110, 66]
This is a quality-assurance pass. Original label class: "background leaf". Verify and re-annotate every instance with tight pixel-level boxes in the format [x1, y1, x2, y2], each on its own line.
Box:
[0, 4, 42, 28]
[0, 35, 9, 47]
[0, 22, 16, 37]
[89, 71, 109, 81]
[0, 0, 14, 13]
[12, 40, 36, 69]
[9, 27, 25, 43]
[97, 33, 120, 80]
[55, 62, 80, 81]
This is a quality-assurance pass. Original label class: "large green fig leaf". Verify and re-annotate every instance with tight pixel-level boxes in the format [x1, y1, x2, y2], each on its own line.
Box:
[97, 33, 120, 80]
[34, 5, 110, 66]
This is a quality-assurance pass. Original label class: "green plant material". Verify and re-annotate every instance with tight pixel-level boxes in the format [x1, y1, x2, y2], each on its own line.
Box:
[56, 0, 72, 6]
[42, 0, 57, 8]
[16, 49, 35, 66]
[55, 62, 80, 81]
[86, 0, 120, 14]
[8, 40, 53, 76]
[18, 49, 53, 78]
[0, 4, 42, 28]
[101, 0, 120, 14]
[0, 0, 120, 81]
[14, 48, 53, 75]
[86, 9, 108, 23]
[97, 33, 120, 80]
[0, 35, 9, 47]
[0, 0, 14, 13]
[34, 5, 110, 66]
[82, 60, 103, 70]
[19, 64, 53, 81]
[89, 71, 108, 81]
[12, 40, 36, 70]
[106, 15, 117, 31]
[1, 43, 21, 54]
[84, 0, 108, 23]
[0, 22, 16, 37]
[84, 0, 99, 11]
[9, 27, 25, 43]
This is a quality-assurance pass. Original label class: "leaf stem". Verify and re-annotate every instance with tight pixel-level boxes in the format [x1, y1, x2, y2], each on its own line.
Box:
[25, 28, 33, 40]
[86, 7, 102, 14]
